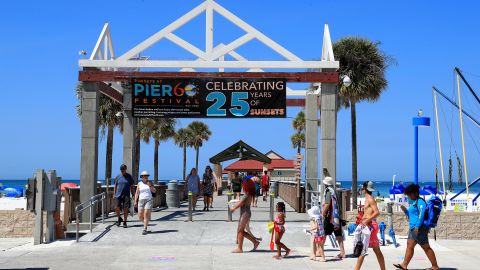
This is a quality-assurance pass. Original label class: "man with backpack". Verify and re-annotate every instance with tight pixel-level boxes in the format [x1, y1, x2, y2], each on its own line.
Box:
[394, 184, 440, 270]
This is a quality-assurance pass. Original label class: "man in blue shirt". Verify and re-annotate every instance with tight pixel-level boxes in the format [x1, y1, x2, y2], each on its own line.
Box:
[114, 164, 134, 228]
[394, 184, 439, 270]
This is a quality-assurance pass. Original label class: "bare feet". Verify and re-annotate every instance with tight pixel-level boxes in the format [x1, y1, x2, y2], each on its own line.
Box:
[335, 253, 345, 259]
[251, 241, 260, 251]
[318, 257, 326, 262]
[231, 248, 243, 253]
[272, 255, 282, 260]
[283, 249, 291, 257]
[309, 256, 317, 261]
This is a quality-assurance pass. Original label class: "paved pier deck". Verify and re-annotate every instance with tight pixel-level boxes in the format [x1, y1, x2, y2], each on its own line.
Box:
[1, 195, 478, 269]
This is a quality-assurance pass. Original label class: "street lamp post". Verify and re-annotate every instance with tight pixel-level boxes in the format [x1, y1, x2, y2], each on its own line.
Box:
[412, 110, 430, 185]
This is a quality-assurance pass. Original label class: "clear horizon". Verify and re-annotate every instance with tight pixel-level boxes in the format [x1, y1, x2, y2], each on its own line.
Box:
[1, 0, 480, 182]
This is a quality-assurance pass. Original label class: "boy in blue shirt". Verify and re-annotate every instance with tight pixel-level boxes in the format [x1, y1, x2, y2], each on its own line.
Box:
[394, 184, 439, 270]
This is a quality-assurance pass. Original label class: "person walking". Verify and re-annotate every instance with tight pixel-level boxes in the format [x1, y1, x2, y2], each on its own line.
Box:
[210, 170, 220, 208]
[113, 164, 134, 228]
[394, 184, 439, 270]
[354, 181, 386, 270]
[202, 166, 216, 211]
[261, 170, 270, 201]
[272, 202, 291, 259]
[231, 172, 242, 200]
[186, 168, 200, 211]
[134, 171, 156, 235]
[322, 176, 345, 259]
[252, 172, 261, 207]
[306, 205, 326, 262]
[230, 179, 260, 253]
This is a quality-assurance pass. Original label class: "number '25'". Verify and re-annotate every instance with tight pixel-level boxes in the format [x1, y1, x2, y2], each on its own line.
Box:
[206, 92, 249, 117]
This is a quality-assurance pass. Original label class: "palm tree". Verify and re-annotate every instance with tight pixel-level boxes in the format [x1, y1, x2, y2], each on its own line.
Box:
[334, 37, 393, 209]
[291, 111, 306, 154]
[292, 110, 305, 133]
[75, 82, 123, 183]
[187, 121, 212, 172]
[174, 128, 194, 181]
[291, 133, 305, 154]
[139, 118, 177, 183]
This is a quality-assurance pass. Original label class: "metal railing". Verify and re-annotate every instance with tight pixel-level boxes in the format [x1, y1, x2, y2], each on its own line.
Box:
[75, 192, 106, 242]
[305, 190, 321, 208]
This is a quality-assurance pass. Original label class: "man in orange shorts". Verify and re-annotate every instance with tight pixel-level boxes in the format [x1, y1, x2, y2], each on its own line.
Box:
[354, 181, 385, 270]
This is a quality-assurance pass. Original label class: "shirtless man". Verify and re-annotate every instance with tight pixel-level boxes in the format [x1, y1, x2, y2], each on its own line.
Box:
[354, 181, 386, 270]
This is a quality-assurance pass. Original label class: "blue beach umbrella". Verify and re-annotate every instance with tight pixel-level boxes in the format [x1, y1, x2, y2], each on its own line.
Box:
[420, 185, 436, 195]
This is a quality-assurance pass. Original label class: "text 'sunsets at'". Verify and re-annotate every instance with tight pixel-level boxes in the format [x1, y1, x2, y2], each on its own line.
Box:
[132, 78, 286, 118]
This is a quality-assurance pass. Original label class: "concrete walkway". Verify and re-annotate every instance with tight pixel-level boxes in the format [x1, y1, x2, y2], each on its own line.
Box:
[0, 195, 478, 270]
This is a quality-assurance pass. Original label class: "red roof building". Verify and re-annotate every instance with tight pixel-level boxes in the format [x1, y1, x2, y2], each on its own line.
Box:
[223, 150, 296, 180]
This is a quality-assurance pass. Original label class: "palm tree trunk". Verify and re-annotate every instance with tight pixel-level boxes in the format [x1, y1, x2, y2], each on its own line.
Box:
[183, 145, 187, 181]
[195, 146, 200, 173]
[105, 125, 114, 182]
[134, 131, 140, 184]
[105, 125, 114, 215]
[154, 139, 159, 184]
[351, 102, 358, 209]
[297, 144, 301, 154]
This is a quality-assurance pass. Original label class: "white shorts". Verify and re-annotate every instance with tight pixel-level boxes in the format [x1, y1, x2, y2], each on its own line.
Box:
[138, 198, 153, 211]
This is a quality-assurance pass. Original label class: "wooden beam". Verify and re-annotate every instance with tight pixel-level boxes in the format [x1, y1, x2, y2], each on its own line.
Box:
[286, 99, 305, 107]
[98, 82, 123, 104]
[79, 71, 339, 83]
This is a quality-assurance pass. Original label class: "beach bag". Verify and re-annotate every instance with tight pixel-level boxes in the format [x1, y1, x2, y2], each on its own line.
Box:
[326, 187, 341, 228]
[423, 196, 442, 229]
[353, 225, 371, 257]
[255, 182, 261, 196]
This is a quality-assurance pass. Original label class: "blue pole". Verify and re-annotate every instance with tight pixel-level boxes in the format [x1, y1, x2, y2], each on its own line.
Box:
[414, 126, 419, 185]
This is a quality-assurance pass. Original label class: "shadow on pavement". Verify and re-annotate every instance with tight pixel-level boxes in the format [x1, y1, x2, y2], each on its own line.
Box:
[92, 224, 113, 242]
[148, 230, 179, 234]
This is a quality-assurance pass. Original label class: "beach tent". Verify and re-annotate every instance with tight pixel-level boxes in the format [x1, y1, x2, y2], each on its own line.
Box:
[389, 184, 405, 195]
[61, 183, 78, 192]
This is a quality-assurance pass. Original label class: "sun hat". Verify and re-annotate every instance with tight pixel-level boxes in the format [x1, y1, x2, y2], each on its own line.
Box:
[307, 205, 321, 220]
[140, 171, 150, 177]
[363, 181, 375, 192]
[322, 176, 334, 186]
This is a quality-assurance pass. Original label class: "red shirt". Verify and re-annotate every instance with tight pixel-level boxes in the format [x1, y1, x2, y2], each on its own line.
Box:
[262, 175, 270, 187]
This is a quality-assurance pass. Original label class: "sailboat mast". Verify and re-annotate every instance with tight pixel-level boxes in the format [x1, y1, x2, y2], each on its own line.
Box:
[456, 74, 470, 199]
[433, 89, 447, 200]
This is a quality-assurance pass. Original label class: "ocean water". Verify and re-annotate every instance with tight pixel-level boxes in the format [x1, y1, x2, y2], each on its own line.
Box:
[0, 179, 172, 195]
[1, 179, 479, 197]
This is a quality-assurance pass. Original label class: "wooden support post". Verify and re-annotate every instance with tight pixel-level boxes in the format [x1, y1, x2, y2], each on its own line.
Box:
[34, 169, 45, 245]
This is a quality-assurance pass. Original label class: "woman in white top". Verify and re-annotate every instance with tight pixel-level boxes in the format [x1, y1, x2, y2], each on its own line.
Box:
[134, 171, 156, 235]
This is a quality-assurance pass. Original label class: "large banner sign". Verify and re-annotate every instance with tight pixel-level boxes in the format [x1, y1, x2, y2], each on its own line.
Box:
[132, 78, 286, 118]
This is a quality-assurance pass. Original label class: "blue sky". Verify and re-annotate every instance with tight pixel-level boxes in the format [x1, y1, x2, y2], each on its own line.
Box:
[1, 0, 480, 183]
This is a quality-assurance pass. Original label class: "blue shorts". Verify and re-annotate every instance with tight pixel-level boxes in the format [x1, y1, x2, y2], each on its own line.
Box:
[408, 225, 429, 246]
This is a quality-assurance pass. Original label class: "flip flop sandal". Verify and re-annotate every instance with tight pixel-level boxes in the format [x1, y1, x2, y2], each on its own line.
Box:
[393, 263, 408, 270]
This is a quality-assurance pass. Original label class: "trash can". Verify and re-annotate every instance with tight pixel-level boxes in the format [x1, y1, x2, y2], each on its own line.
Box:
[166, 180, 180, 208]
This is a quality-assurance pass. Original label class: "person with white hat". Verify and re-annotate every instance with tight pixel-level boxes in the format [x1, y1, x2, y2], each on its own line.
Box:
[134, 171, 156, 235]
[306, 205, 326, 262]
[321, 176, 346, 259]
